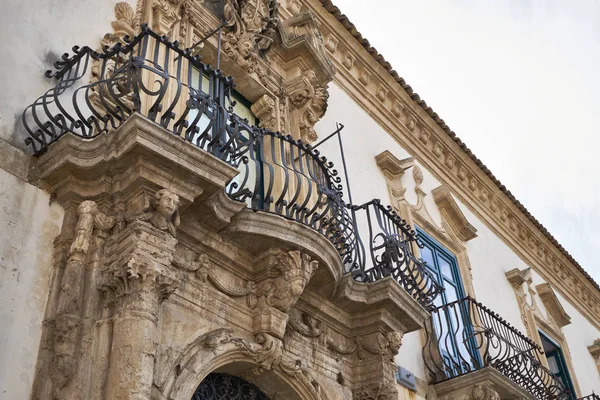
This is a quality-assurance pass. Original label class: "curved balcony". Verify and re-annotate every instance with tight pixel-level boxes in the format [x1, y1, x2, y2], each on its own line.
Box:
[22, 25, 440, 311]
[424, 297, 571, 399]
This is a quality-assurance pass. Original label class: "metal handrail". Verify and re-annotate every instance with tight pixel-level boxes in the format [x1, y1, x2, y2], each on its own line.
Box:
[345, 199, 443, 311]
[22, 26, 441, 310]
[423, 297, 571, 399]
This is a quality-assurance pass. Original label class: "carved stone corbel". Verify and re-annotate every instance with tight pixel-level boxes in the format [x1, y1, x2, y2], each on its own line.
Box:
[152, 0, 184, 36]
[252, 250, 318, 339]
[286, 70, 329, 142]
[251, 93, 279, 131]
[466, 383, 501, 400]
[135, 188, 181, 236]
[255, 250, 318, 313]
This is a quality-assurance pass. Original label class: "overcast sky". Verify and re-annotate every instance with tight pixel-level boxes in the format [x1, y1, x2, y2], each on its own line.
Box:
[331, 0, 600, 283]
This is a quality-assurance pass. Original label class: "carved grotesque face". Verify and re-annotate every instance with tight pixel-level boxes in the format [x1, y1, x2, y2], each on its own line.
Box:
[155, 191, 179, 216]
[289, 276, 307, 297]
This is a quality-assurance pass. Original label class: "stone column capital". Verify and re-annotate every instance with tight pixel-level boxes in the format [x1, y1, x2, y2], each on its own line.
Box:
[102, 219, 179, 309]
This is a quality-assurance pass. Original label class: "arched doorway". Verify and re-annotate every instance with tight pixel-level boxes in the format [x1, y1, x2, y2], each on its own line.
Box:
[191, 373, 271, 400]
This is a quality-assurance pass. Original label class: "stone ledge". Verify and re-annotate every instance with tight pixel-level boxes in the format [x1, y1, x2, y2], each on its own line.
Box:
[36, 113, 240, 207]
[433, 367, 534, 400]
[334, 275, 430, 333]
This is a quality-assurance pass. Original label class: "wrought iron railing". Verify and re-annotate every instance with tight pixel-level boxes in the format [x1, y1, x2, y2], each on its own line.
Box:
[579, 394, 600, 400]
[423, 297, 570, 399]
[22, 25, 440, 310]
[344, 200, 443, 311]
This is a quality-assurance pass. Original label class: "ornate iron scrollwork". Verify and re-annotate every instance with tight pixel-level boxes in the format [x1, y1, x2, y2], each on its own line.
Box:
[192, 373, 271, 400]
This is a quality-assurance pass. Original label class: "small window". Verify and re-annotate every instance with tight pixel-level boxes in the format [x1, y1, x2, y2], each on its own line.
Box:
[539, 331, 576, 399]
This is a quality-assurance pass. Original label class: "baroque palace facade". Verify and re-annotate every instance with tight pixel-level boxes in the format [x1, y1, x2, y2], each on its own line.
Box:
[0, 0, 599, 399]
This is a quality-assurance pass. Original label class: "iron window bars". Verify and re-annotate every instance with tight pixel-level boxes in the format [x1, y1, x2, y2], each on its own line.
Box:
[423, 296, 571, 399]
[22, 25, 441, 310]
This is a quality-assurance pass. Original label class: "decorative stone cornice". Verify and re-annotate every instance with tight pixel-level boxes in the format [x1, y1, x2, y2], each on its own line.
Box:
[432, 186, 478, 242]
[374, 151, 414, 179]
[299, 0, 600, 330]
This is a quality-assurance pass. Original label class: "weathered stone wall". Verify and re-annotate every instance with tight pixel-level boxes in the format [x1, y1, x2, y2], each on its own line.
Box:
[0, 147, 64, 400]
[0, 0, 137, 150]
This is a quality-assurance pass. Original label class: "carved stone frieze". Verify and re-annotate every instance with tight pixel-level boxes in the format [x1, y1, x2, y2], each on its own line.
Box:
[326, 331, 403, 362]
[174, 248, 258, 307]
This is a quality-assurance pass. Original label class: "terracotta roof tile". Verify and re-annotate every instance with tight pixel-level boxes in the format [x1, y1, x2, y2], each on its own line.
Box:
[318, 0, 600, 292]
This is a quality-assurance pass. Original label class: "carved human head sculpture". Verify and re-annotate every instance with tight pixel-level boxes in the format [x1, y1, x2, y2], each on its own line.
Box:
[154, 189, 179, 216]
[148, 189, 181, 236]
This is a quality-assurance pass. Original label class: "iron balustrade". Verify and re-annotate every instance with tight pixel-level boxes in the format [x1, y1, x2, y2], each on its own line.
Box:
[423, 297, 571, 399]
[344, 199, 443, 311]
[579, 394, 600, 400]
[22, 26, 440, 310]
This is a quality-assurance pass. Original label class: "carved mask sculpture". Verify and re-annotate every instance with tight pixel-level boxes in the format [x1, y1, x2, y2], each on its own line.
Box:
[258, 250, 319, 313]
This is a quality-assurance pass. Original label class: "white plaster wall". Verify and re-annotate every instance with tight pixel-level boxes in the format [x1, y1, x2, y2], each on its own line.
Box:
[316, 82, 600, 393]
[0, 168, 64, 400]
[0, 0, 136, 150]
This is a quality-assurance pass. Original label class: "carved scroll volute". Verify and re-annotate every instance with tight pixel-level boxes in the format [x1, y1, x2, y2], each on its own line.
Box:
[251, 94, 279, 131]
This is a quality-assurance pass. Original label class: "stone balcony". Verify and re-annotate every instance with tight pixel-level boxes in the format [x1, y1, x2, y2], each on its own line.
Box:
[24, 26, 441, 399]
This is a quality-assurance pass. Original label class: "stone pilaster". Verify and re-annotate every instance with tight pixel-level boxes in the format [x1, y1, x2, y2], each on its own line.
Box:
[102, 220, 178, 400]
